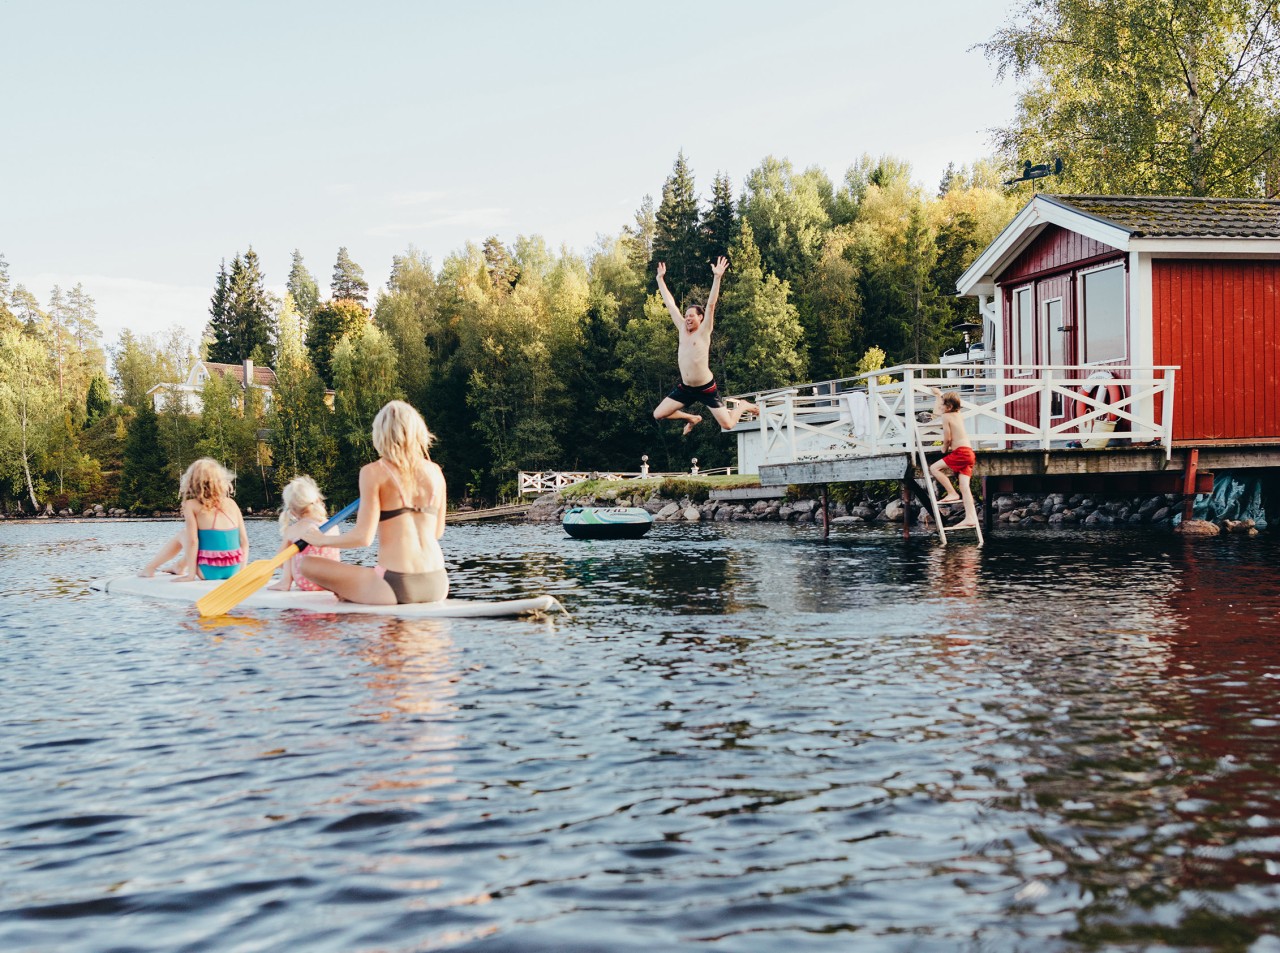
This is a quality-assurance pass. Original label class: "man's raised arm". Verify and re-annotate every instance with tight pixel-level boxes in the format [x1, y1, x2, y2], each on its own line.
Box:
[655, 262, 683, 327]
[704, 256, 729, 331]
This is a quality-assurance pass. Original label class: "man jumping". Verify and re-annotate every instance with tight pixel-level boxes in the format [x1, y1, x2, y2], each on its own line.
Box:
[652, 256, 758, 435]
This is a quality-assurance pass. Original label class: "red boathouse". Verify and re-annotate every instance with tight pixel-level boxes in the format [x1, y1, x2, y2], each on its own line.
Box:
[957, 194, 1280, 447]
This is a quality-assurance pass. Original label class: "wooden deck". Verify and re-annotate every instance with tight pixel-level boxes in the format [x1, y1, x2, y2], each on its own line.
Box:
[447, 503, 531, 523]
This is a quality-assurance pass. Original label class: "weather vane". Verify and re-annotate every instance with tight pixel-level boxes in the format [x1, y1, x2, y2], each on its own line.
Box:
[1004, 157, 1064, 187]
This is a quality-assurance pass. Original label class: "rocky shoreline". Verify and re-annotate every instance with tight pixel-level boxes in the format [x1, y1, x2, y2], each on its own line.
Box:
[530, 489, 1259, 536]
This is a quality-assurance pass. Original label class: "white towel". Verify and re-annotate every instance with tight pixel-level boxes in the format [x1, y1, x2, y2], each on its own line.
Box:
[846, 391, 871, 438]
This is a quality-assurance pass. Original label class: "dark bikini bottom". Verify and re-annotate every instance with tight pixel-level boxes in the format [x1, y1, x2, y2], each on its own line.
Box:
[377, 567, 448, 604]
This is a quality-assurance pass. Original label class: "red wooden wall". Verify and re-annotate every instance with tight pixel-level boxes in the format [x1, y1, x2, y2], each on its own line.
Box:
[1153, 260, 1280, 441]
[1001, 225, 1121, 283]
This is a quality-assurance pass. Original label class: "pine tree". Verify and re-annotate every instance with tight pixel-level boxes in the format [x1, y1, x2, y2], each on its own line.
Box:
[206, 259, 233, 363]
[650, 152, 704, 303]
[306, 298, 369, 386]
[85, 372, 112, 425]
[331, 247, 369, 306]
[120, 399, 171, 512]
[287, 250, 321, 323]
[482, 236, 519, 293]
[704, 172, 737, 264]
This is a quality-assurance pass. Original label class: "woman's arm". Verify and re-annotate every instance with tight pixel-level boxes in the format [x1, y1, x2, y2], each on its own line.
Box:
[433, 467, 447, 540]
[298, 465, 380, 549]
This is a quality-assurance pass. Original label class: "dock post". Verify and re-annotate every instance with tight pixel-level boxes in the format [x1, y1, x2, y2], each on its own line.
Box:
[982, 476, 993, 535]
[822, 484, 830, 540]
[901, 480, 911, 540]
[1181, 449, 1199, 523]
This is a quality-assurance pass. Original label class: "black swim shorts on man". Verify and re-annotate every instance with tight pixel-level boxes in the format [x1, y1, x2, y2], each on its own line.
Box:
[666, 379, 724, 409]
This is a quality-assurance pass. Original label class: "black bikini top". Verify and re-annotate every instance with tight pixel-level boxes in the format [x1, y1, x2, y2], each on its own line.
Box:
[378, 460, 441, 522]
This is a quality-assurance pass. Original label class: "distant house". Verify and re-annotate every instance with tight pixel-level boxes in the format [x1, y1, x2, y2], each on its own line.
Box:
[149, 359, 277, 415]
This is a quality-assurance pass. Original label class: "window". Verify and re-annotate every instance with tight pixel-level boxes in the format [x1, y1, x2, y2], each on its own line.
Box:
[1014, 286, 1034, 372]
[1082, 264, 1126, 363]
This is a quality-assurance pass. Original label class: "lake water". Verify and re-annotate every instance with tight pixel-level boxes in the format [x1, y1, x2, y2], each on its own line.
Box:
[4, 519, 1280, 952]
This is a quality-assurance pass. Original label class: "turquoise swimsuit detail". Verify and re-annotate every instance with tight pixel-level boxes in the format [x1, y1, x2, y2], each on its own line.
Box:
[196, 526, 243, 580]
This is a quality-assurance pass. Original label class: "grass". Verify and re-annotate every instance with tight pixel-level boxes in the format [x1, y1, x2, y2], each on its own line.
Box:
[559, 473, 762, 503]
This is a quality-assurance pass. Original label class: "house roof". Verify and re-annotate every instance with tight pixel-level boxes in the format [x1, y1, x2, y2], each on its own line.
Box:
[1045, 194, 1280, 239]
[957, 193, 1280, 297]
[204, 361, 278, 388]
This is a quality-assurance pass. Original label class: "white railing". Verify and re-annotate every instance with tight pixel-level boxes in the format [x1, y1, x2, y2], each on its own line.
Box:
[518, 467, 735, 495]
[748, 364, 1177, 467]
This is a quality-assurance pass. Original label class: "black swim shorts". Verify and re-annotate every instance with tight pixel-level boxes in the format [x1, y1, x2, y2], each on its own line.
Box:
[666, 378, 723, 409]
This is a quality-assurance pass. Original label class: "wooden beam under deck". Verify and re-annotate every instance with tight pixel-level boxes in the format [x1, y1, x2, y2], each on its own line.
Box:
[758, 454, 912, 486]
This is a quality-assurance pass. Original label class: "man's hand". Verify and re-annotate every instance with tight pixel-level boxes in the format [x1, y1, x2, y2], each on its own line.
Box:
[711, 256, 728, 278]
[656, 262, 667, 280]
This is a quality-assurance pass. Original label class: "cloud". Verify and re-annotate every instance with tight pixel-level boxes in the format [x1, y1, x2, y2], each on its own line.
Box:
[388, 190, 449, 206]
[365, 208, 510, 237]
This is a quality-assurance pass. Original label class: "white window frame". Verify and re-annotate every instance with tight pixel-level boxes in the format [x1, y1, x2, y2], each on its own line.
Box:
[1013, 284, 1034, 376]
[1078, 261, 1128, 366]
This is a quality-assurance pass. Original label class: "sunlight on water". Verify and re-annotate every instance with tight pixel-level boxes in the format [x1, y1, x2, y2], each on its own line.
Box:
[3, 519, 1280, 951]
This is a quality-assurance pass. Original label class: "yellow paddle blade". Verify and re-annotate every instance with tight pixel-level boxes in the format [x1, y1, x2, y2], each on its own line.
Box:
[195, 544, 299, 618]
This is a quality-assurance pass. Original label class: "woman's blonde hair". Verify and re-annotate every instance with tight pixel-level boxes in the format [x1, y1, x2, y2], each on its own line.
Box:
[278, 475, 326, 535]
[372, 400, 433, 499]
[179, 457, 233, 509]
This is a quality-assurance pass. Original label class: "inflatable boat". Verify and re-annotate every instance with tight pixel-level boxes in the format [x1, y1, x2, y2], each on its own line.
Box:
[562, 506, 654, 540]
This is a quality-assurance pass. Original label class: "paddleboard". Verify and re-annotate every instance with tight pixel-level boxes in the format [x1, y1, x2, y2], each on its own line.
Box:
[92, 576, 563, 618]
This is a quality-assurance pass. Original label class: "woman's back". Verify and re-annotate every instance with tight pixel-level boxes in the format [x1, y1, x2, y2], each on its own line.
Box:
[374, 458, 446, 574]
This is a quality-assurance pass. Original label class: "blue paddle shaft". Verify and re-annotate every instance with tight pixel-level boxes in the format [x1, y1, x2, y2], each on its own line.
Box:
[293, 498, 359, 553]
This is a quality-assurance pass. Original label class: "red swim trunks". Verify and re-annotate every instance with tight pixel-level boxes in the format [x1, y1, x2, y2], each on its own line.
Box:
[942, 446, 976, 476]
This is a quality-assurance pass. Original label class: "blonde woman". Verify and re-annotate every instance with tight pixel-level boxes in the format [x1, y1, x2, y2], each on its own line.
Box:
[268, 476, 340, 592]
[296, 401, 448, 604]
[139, 458, 249, 580]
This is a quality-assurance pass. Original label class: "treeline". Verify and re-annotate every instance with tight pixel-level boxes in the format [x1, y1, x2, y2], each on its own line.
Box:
[0, 153, 1019, 513]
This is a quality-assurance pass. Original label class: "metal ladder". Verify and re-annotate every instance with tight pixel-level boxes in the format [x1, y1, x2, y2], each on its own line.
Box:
[912, 422, 984, 548]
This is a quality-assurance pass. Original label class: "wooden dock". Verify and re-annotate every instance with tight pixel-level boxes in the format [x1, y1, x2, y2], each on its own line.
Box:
[447, 503, 531, 523]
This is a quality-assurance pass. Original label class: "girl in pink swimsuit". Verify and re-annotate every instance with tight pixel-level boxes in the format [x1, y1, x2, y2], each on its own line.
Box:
[268, 476, 340, 592]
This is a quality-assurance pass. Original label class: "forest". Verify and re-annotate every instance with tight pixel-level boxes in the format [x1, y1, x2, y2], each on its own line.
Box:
[4, 0, 1278, 513]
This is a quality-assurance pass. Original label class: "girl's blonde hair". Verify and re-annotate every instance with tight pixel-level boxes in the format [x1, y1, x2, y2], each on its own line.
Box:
[372, 400, 433, 499]
[278, 475, 327, 535]
[179, 458, 233, 509]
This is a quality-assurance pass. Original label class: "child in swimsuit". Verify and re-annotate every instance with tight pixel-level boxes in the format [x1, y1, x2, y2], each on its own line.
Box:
[268, 476, 340, 592]
[928, 388, 980, 529]
[139, 458, 249, 580]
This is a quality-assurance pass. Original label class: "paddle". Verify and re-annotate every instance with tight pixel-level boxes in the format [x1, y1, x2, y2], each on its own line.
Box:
[195, 499, 360, 618]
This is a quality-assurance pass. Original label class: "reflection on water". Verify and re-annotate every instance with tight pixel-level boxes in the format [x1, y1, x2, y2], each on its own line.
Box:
[3, 520, 1280, 950]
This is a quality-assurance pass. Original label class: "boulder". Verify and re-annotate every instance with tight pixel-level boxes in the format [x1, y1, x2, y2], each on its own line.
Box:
[682, 507, 701, 522]
[1175, 519, 1220, 536]
[832, 515, 864, 525]
[882, 500, 904, 523]
[656, 502, 681, 520]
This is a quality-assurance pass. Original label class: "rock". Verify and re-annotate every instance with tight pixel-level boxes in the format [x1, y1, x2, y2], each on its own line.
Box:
[832, 515, 864, 524]
[656, 502, 681, 521]
[1176, 519, 1220, 536]
[849, 505, 876, 520]
[778, 505, 796, 521]
[1048, 513, 1065, 525]
[682, 506, 701, 522]
[882, 500, 904, 522]
[1152, 506, 1170, 523]
[996, 496, 1017, 514]
[751, 500, 771, 515]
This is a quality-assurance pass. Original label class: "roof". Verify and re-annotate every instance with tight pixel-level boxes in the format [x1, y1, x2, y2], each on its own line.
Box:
[204, 361, 278, 388]
[957, 193, 1280, 297]
[1045, 194, 1280, 239]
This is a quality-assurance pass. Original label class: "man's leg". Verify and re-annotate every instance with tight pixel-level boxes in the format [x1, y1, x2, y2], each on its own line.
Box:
[654, 397, 701, 435]
[955, 473, 979, 527]
[930, 458, 959, 502]
[709, 400, 760, 431]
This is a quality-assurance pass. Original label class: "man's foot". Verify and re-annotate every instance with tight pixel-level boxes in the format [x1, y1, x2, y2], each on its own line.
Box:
[953, 521, 980, 529]
[682, 416, 702, 435]
[938, 496, 962, 504]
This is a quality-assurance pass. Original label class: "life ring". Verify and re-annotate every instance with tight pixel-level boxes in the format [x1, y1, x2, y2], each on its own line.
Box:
[1073, 370, 1123, 430]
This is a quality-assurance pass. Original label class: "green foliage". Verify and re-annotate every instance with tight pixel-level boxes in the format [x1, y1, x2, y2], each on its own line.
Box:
[331, 246, 369, 305]
[85, 372, 112, 424]
[269, 295, 337, 496]
[650, 151, 705, 302]
[306, 298, 369, 386]
[0, 329, 57, 509]
[207, 249, 275, 365]
[120, 400, 171, 512]
[287, 250, 321, 322]
[332, 323, 401, 499]
[982, 0, 1280, 196]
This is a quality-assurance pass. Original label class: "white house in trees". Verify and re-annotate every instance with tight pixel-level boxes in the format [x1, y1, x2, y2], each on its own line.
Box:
[148, 358, 276, 414]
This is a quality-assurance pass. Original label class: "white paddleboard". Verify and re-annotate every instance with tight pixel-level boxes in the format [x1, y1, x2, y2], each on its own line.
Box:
[92, 575, 563, 618]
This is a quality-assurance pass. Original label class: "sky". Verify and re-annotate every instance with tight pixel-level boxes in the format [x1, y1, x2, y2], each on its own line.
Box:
[3, 0, 1020, 349]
